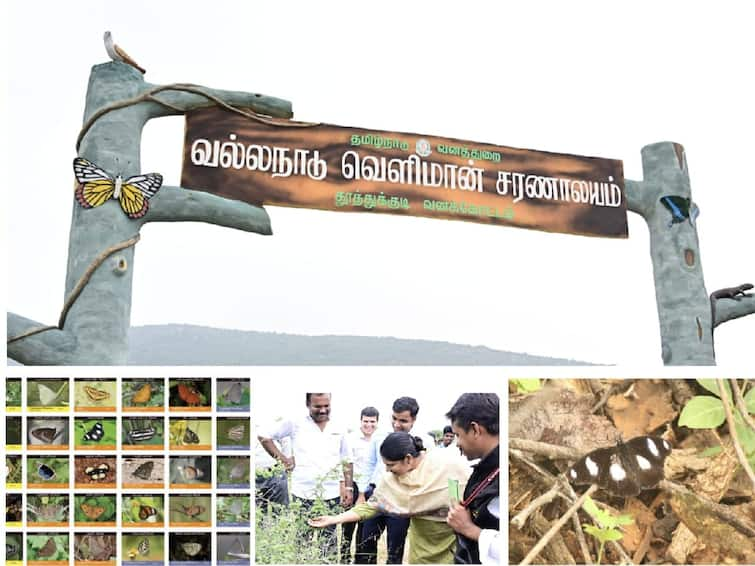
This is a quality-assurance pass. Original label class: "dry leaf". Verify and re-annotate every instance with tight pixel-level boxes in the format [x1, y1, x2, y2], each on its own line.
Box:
[606, 380, 677, 438]
[510, 385, 618, 452]
[621, 498, 655, 553]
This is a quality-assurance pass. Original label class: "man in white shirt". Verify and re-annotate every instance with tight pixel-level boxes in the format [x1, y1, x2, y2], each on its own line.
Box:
[258, 393, 353, 560]
[341, 406, 379, 563]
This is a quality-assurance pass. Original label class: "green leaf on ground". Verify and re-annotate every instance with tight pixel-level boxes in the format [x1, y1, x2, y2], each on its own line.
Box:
[697, 379, 731, 400]
[679, 396, 726, 429]
[512, 379, 541, 393]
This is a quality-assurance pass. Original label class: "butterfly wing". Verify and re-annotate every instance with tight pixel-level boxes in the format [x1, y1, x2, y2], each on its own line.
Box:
[137, 538, 150, 556]
[84, 422, 104, 441]
[37, 383, 57, 405]
[567, 445, 614, 486]
[119, 173, 163, 219]
[81, 503, 105, 520]
[597, 449, 641, 497]
[73, 157, 116, 209]
[622, 436, 671, 489]
[132, 460, 154, 480]
[660, 195, 691, 224]
[568, 444, 642, 496]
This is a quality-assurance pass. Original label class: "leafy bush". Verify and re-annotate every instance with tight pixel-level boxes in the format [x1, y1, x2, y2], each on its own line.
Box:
[678, 379, 755, 469]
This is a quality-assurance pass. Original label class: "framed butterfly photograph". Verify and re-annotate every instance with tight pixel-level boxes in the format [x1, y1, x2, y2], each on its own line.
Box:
[73, 533, 116, 565]
[122, 456, 165, 489]
[169, 378, 212, 412]
[73, 378, 117, 412]
[168, 456, 212, 489]
[216, 533, 250, 566]
[74, 456, 117, 489]
[216, 456, 250, 489]
[6, 416, 23, 450]
[169, 533, 211, 566]
[74, 417, 117, 450]
[73, 494, 117, 527]
[27, 378, 69, 412]
[27, 417, 69, 450]
[168, 494, 212, 527]
[6, 455, 23, 489]
[26, 494, 70, 528]
[26, 532, 68, 566]
[6, 532, 24, 566]
[217, 378, 251, 412]
[122, 378, 166, 413]
[122, 417, 165, 451]
[6, 493, 24, 526]
[122, 533, 164, 566]
[5, 378, 22, 412]
[169, 417, 212, 450]
[216, 417, 250, 450]
[26, 455, 70, 489]
[216, 494, 251, 528]
[121, 495, 165, 528]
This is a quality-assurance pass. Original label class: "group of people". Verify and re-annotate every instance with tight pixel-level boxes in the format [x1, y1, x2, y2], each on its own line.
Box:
[256, 392, 500, 564]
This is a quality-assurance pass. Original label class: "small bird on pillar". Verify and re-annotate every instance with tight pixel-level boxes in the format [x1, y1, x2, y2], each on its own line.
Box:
[104, 31, 146, 74]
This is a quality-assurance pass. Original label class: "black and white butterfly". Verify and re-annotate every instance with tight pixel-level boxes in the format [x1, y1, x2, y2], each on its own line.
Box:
[83, 422, 105, 441]
[567, 436, 672, 497]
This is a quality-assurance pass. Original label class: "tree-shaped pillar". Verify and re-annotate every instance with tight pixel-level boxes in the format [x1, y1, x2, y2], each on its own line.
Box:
[626, 142, 752, 365]
[7, 62, 291, 364]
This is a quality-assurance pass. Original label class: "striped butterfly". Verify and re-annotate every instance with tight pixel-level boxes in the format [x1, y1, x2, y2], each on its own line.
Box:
[137, 538, 150, 556]
[73, 157, 163, 219]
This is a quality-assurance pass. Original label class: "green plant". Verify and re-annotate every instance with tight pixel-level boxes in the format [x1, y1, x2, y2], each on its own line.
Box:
[512, 378, 542, 393]
[255, 464, 345, 564]
[581, 496, 633, 565]
[678, 379, 755, 469]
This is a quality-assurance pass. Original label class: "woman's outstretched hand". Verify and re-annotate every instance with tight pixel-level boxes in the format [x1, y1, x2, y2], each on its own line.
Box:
[308, 515, 336, 528]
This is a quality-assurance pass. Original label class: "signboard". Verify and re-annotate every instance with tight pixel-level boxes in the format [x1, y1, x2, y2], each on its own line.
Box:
[181, 107, 627, 238]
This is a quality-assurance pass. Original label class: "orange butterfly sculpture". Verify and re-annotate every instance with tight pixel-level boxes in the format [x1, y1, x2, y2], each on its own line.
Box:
[73, 157, 163, 219]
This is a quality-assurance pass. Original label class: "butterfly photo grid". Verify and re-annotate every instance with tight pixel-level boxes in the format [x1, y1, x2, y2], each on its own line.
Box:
[3, 375, 253, 566]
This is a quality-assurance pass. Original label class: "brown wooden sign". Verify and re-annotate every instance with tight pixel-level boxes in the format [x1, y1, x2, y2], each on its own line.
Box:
[181, 107, 627, 238]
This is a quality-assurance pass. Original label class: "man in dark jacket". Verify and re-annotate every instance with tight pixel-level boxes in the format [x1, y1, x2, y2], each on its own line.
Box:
[445, 393, 500, 564]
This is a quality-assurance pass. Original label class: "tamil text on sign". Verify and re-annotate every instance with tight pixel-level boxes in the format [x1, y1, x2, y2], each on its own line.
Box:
[181, 107, 627, 238]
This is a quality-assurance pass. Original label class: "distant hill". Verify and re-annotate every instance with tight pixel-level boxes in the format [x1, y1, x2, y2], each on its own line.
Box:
[123, 324, 587, 365]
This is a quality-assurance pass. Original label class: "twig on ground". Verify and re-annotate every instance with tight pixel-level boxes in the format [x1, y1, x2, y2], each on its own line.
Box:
[632, 526, 653, 564]
[509, 449, 565, 491]
[572, 511, 593, 565]
[510, 438, 582, 460]
[510, 449, 629, 564]
[511, 484, 561, 529]
[730, 378, 755, 435]
[519, 485, 599, 566]
[717, 379, 755, 492]
[511, 488, 535, 512]
[659, 480, 755, 537]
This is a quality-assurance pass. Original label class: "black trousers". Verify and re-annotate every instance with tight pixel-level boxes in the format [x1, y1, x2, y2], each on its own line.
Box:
[357, 513, 410, 564]
[255, 469, 290, 512]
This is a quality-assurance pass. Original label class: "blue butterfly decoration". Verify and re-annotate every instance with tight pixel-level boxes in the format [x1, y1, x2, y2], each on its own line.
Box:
[660, 196, 700, 228]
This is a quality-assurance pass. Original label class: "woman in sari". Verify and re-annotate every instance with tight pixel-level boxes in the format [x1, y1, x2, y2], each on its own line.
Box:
[309, 431, 471, 564]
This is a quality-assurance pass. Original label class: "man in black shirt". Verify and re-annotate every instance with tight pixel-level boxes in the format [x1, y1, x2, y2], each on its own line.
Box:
[446, 393, 500, 564]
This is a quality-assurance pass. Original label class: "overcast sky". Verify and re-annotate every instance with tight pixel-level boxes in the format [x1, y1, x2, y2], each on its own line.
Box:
[5, 2, 754, 365]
